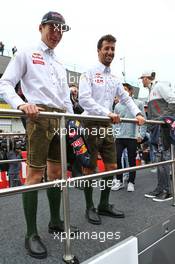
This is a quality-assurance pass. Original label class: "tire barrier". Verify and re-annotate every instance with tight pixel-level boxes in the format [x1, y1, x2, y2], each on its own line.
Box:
[0, 171, 8, 188]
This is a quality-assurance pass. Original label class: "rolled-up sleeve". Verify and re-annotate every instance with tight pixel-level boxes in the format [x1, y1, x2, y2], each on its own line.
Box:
[0, 52, 26, 109]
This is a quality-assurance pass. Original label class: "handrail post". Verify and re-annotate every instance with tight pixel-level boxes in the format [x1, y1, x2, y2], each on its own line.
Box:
[60, 116, 79, 263]
[171, 144, 175, 206]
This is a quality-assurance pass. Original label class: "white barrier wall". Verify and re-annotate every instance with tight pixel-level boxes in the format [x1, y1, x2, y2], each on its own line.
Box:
[82, 236, 138, 264]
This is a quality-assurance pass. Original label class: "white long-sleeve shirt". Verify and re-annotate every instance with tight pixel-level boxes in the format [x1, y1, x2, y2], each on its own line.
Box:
[147, 80, 175, 119]
[79, 62, 141, 116]
[0, 41, 73, 113]
[148, 80, 175, 104]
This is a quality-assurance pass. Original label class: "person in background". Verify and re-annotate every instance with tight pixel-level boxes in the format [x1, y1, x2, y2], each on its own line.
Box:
[112, 83, 146, 192]
[68, 84, 84, 188]
[0, 41, 4, 56]
[12, 46, 18, 56]
[140, 71, 173, 201]
[69, 84, 84, 114]
[112, 96, 119, 112]
[7, 140, 22, 187]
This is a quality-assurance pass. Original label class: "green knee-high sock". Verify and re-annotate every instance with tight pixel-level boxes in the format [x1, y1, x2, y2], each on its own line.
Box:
[83, 180, 94, 209]
[22, 190, 38, 237]
[47, 187, 62, 225]
[99, 177, 112, 208]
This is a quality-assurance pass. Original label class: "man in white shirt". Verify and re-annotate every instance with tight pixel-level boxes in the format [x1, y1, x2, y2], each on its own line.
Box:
[140, 71, 173, 202]
[79, 34, 145, 225]
[0, 11, 78, 259]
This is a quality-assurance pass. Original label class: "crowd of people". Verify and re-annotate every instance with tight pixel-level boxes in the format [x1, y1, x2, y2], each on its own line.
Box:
[0, 136, 26, 187]
[0, 10, 174, 261]
[0, 41, 4, 56]
[0, 41, 17, 56]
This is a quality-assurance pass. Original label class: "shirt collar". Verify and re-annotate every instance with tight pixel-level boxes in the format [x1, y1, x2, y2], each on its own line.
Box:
[96, 61, 111, 73]
[39, 41, 55, 55]
[149, 80, 157, 89]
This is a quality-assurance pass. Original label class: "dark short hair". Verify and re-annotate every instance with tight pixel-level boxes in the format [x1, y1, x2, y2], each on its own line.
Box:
[69, 84, 78, 88]
[122, 83, 133, 91]
[97, 34, 116, 50]
[148, 72, 156, 81]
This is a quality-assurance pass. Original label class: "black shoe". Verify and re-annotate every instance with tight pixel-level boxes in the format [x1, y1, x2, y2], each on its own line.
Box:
[98, 204, 125, 218]
[153, 191, 173, 202]
[86, 207, 101, 225]
[144, 188, 162, 198]
[25, 234, 47, 259]
[48, 221, 79, 236]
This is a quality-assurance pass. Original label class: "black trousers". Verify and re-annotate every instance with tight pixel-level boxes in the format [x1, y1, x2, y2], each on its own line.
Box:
[116, 138, 137, 184]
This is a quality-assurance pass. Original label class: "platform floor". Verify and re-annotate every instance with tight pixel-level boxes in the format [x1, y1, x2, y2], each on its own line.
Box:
[0, 167, 175, 264]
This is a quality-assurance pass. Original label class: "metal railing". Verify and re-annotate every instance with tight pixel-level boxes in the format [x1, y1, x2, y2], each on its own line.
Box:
[0, 109, 174, 264]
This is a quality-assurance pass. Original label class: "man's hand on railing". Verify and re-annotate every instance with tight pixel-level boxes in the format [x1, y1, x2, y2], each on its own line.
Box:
[108, 112, 120, 124]
[18, 103, 44, 119]
[136, 114, 145, 126]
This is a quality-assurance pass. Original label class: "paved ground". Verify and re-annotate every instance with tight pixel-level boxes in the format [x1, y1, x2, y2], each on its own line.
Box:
[0, 167, 175, 264]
